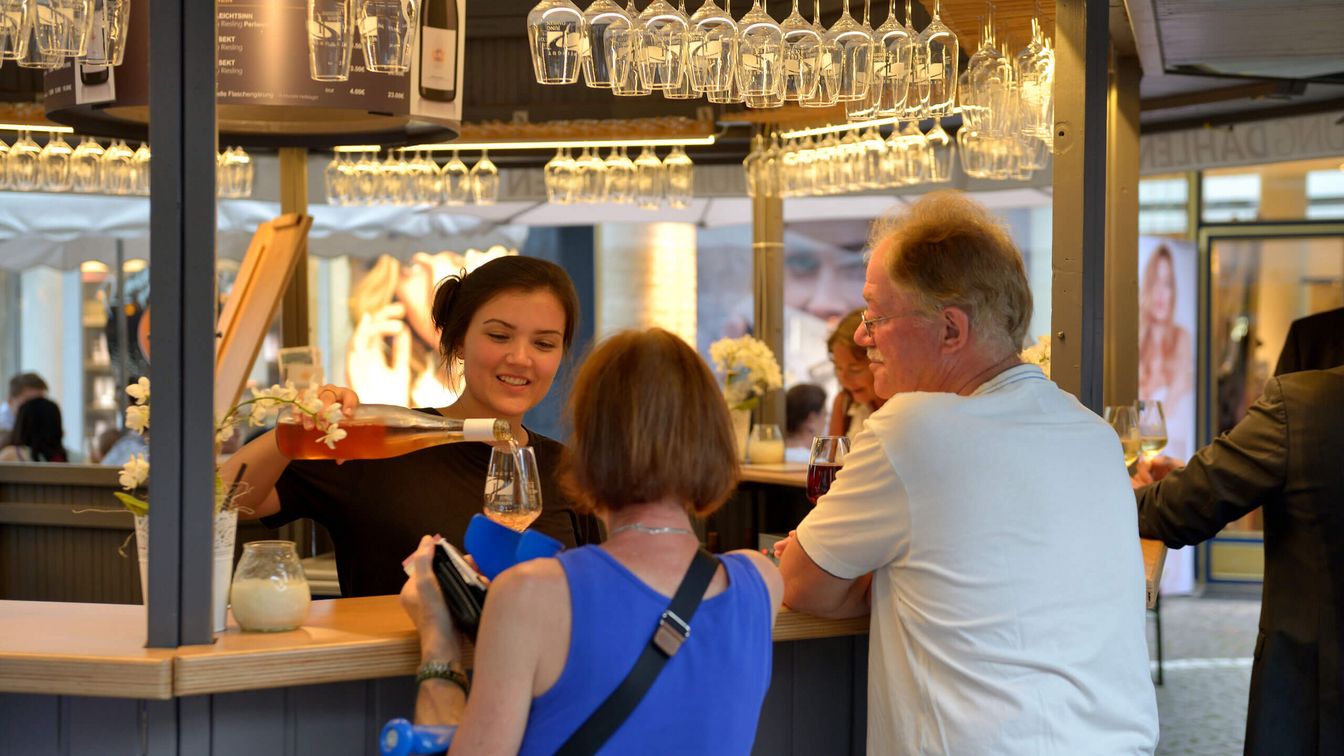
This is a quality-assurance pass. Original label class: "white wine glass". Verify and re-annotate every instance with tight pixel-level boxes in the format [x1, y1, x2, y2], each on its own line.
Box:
[527, 0, 585, 85]
[920, 0, 958, 117]
[736, 0, 784, 99]
[470, 150, 499, 205]
[780, 0, 822, 103]
[1107, 405, 1142, 469]
[39, 132, 73, 192]
[825, 0, 875, 103]
[633, 145, 664, 209]
[603, 146, 635, 203]
[440, 150, 470, 205]
[1135, 400, 1167, 461]
[574, 146, 606, 203]
[800, 0, 839, 108]
[636, 0, 690, 91]
[132, 142, 151, 195]
[872, 0, 911, 116]
[662, 144, 693, 208]
[484, 446, 542, 533]
[608, 24, 652, 96]
[6, 129, 40, 191]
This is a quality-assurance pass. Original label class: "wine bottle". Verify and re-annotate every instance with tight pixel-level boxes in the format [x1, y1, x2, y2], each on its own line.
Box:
[418, 0, 458, 102]
[276, 404, 510, 460]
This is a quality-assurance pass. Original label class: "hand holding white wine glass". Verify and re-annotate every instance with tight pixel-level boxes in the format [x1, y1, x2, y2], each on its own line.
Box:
[1135, 399, 1167, 461]
[484, 445, 543, 532]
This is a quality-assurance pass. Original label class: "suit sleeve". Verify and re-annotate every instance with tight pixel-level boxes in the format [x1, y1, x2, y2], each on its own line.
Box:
[1274, 323, 1301, 376]
[1135, 378, 1289, 547]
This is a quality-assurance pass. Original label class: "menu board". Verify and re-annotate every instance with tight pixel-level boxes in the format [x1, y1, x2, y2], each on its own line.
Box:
[45, 0, 463, 128]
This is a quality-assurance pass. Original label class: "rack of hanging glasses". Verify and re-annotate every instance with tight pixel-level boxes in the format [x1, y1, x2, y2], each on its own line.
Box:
[323, 147, 500, 207]
[526, 0, 964, 117]
[0, 126, 254, 198]
[0, 0, 132, 70]
[544, 144, 693, 207]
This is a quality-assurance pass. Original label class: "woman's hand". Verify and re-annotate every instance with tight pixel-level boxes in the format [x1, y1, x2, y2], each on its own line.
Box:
[300, 384, 359, 430]
[400, 536, 463, 663]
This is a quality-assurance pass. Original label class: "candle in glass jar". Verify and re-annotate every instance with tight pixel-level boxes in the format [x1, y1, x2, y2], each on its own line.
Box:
[231, 577, 311, 632]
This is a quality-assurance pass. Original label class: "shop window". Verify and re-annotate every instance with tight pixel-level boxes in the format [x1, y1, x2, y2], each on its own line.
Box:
[1202, 173, 1260, 223]
[1138, 177, 1188, 236]
[1306, 169, 1344, 220]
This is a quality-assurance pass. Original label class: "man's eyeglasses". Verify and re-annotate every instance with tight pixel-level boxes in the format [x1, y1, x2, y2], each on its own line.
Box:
[859, 310, 925, 339]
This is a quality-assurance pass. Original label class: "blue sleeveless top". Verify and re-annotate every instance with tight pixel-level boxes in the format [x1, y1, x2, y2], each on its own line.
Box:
[517, 547, 773, 755]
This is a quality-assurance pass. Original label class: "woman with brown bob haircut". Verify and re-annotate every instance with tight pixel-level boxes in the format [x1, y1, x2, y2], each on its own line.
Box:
[400, 328, 783, 754]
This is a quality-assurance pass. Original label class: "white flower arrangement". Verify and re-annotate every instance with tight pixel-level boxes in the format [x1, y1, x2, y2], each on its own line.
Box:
[114, 379, 346, 517]
[1021, 334, 1051, 378]
[709, 335, 783, 411]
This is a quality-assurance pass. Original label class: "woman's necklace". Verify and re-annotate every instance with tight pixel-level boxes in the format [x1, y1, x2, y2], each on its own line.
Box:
[610, 523, 695, 536]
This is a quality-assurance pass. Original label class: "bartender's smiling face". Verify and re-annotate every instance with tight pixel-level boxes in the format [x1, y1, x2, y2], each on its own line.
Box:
[458, 288, 567, 420]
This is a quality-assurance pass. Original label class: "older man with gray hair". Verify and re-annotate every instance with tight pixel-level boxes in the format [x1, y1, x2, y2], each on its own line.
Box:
[777, 192, 1158, 754]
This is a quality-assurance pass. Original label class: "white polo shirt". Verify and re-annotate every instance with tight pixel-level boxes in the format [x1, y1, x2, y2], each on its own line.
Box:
[797, 365, 1158, 755]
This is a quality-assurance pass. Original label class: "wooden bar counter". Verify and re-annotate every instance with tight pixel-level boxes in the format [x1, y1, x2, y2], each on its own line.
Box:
[0, 597, 870, 755]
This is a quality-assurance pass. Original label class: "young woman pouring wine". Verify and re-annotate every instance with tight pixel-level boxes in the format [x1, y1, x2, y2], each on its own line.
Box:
[224, 256, 599, 597]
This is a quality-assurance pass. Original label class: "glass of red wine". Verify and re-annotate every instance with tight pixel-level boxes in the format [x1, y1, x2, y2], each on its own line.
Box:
[806, 435, 850, 504]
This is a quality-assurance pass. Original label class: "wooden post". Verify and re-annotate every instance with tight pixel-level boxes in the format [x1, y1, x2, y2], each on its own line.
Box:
[1051, 0, 1109, 412]
[279, 147, 312, 347]
[1104, 54, 1141, 408]
[751, 127, 785, 427]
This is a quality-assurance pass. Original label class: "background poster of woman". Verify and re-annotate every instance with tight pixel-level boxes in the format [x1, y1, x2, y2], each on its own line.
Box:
[1138, 236, 1199, 594]
[1139, 237, 1198, 462]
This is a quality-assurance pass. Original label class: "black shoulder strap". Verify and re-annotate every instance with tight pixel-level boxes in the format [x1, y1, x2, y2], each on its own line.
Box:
[556, 549, 721, 756]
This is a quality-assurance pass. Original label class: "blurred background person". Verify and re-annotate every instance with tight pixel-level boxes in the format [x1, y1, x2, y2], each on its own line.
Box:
[784, 383, 827, 463]
[1139, 245, 1194, 459]
[1275, 305, 1344, 375]
[0, 396, 67, 462]
[0, 372, 49, 449]
[826, 309, 885, 436]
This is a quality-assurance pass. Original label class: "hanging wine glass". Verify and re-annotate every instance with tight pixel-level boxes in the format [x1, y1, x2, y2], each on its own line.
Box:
[744, 61, 785, 108]
[921, 0, 958, 117]
[925, 118, 953, 182]
[705, 64, 742, 104]
[470, 150, 499, 205]
[527, 0, 585, 85]
[411, 151, 439, 204]
[324, 154, 344, 205]
[861, 125, 886, 189]
[233, 145, 255, 198]
[376, 151, 404, 204]
[836, 129, 860, 191]
[85, 0, 131, 66]
[632, 145, 664, 209]
[800, 0, 838, 108]
[0, 0, 32, 61]
[0, 137, 9, 191]
[69, 137, 102, 192]
[780, 0, 823, 103]
[544, 148, 571, 204]
[7, 130, 40, 191]
[33, 0, 94, 57]
[686, 0, 736, 94]
[736, 0, 784, 99]
[778, 138, 799, 197]
[603, 146, 636, 203]
[574, 146, 606, 202]
[825, 0, 875, 103]
[636, 0, 690, 91]
[103, 139, 136, 196]
[662, 145, 693, 208]
[760, 134, 782, 199]
[131, 142, 151, 195]
[663, 11, 702, 102]
[39, 132, 73, 192]
[902, 0, 930, 120]
[439, 150, 469, 204]
[743, 134, 765, 199]
[872, 0, 911, 117]
[1015, 8, 1054, 143]
[344, 151, 372, 203]
[581, 0, 630, 88]
[898, 121, 928, 184]
[17, 21, 60, 68]
[608, 24, 652, 96]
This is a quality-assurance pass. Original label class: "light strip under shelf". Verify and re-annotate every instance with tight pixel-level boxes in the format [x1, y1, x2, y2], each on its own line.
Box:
[0, 123, 76, 134]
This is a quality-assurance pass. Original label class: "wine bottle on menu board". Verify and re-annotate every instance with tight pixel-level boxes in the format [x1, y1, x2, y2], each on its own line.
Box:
[418, 0, 458, 102]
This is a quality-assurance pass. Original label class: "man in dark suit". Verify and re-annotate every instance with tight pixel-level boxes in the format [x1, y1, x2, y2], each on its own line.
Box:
[1275, 306, 1344, 375]
[1134, 366, 1344, 755]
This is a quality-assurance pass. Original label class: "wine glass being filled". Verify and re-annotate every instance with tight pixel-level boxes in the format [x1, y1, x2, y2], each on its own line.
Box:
[224, 256, 599, 598]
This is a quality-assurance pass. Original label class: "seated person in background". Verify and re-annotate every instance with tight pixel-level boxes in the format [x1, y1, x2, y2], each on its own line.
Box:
[784, 383, 827, 462]
[400, 328, 783, 754]
[777, 192, 1158, 753]
[826, 309, 885, 436]
[1133, 365, 1344, 754]
[0, 396, 68, 462]
[0, 372, 48, 449]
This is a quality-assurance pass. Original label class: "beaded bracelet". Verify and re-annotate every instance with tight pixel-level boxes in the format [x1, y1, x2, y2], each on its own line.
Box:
[416, 659, 471, 696]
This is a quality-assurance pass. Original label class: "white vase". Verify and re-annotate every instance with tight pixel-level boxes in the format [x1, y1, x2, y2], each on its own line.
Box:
[730, 408, 751, 462]
[134, 508, 239, 633]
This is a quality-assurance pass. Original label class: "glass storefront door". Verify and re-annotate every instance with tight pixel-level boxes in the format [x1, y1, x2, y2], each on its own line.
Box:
[1199, 223, 1344, 581]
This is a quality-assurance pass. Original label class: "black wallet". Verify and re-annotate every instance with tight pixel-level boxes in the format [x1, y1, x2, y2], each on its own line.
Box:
[431, 541, 488, 642]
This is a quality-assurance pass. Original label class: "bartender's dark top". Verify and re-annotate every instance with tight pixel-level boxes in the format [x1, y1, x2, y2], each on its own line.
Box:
[263, 416, 600, 597]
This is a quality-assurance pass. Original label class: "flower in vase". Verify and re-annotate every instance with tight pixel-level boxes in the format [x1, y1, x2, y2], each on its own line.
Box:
[710, 335, 783, 411]
[1021, 334, 1051, 378]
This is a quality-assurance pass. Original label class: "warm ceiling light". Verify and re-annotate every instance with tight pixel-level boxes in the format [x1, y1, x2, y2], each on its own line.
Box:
[0, 123, 75, 134]
[80, 260, 110, 274]
[331, 144, 383, 153]
[123, 258, 148, 274]
[398, 135, 717, 152]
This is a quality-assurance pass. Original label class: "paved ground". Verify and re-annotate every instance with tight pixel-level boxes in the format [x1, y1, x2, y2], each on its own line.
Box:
[1148, 593, 1262, 755]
